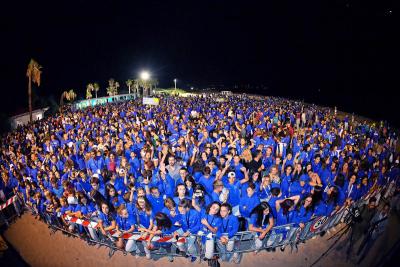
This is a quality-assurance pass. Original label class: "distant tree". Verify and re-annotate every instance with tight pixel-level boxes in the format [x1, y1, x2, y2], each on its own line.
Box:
[86, 83, 94, 99]
[126, 79, 133, 94]
[60, 89, 77, 106]
[107, 78, 119, 96]
[26, 59, 42, 123]
[93, 82, 100, 98]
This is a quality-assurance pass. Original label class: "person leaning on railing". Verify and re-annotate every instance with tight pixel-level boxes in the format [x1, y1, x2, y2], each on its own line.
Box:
[215, 203, 241, 263]
[146, 212, 175, 262]
[248, 202, 275, 253]
[115, 206, 138, 253]
[201, 201, 222, 260]
[174, 199, 202, 262]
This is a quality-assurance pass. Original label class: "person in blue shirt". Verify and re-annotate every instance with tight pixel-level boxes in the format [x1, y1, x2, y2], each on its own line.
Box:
[224, 171, 242, 214]
[145, 186, 164, 214]
[146, 212, 175, 262]
[173, 183, 190, 206]
[248, 202, 275, 252]
[97, 202, 116, 241]
[161, 197, 182, 231]
[198, 167, 215, 195]
[275, 195, 300, 226]
[293, 195, 314, 228]
[216, 203, 240, 263]
[157, 169, 175, 198]
[239, 182, 260, 219]
[175, 199, 202, 262]
[191, 184, 212, 214]
[201, 202, 223, 259]
[210, 180, 224, 203]
[135, 196, 154, 259]
[115, 206, 138, 253]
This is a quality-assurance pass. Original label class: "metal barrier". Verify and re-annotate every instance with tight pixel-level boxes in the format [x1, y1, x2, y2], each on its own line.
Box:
[0, 195, 21, 227]
[0, 185, 388, 264]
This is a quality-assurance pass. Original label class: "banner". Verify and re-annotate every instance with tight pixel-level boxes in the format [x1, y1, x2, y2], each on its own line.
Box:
[143, 97, 160, 105]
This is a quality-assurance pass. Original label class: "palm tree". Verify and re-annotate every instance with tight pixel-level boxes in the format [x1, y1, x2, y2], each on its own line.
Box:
[126, 79, 133, 94]
[149, 79, 159, 95]
[86, 83, 94, 99]
[60, 89, 77, 107]
[67, 89, 77, 102]
[115, 81, 120, 95]
[134, 79, 140, 96]
[93, 82, 100, 98]
[26, 59, 42, 123]
[107, 79, 116, 96]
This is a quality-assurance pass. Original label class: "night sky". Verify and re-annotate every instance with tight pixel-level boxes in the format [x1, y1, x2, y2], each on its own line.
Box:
[0, 1, 396, 127]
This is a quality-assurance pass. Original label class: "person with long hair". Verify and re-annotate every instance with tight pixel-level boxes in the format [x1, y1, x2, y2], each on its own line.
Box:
[146, 212, 175, 262]
[275, 195, 300, 226]
[201, 201, 222, 259]
[249, 202, 275, 252]
[135, 196, 154, 259]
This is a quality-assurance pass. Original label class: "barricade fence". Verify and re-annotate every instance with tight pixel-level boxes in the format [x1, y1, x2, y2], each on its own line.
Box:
[0, 184, 389, 263]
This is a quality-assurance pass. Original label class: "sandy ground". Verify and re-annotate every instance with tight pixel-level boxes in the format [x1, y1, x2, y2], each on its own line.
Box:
[3, 213, 400, 267]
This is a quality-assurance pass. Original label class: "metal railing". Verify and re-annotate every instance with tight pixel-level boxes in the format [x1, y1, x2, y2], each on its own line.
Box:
[0, 184, 388, 264]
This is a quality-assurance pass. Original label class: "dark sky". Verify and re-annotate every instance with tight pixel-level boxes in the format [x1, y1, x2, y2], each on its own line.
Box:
[0, 1, 397, 126]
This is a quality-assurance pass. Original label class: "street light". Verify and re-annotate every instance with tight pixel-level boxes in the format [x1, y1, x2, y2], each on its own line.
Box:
[140, 71, 150, 96]
[140, 71, 150, 81]
[174, 78, 177, 90]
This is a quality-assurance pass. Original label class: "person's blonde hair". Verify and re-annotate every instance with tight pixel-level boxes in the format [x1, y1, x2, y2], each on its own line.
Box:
[241, 148, 253, 162]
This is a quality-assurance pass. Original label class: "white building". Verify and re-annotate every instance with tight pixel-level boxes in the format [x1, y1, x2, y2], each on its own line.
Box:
[221, 90, 232, 96]
[10, 107, 49, 129]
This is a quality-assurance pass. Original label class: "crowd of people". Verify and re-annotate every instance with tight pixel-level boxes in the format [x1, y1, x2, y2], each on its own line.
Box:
[1, 93, 399, 263]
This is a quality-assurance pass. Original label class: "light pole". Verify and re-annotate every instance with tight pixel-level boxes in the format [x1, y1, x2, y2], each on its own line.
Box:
[140, 71, 150, 96]
[174, 78, 177, 95]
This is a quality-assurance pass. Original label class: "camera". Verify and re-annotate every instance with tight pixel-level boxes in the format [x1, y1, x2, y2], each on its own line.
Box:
[344, 204, 362, 224]
[193, 190, 204, 198]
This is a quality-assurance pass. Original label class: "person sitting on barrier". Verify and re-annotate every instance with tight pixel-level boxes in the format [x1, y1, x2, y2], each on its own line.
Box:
[293, 194, 314, 228]
[135, 196, 154, 259]
[239, 182, 260, 219]
[275, 195, 300, 226]
[201, 201, 222, 260]
[324, 185, 345, 216]
[248, 202, 274, 252]
[311, 186, 328, 217]
[74, 192, 96, 219]
[59, 196, 75, 231]
[97, 201, 116, 241]
[216, 203, 240, 263]
[174, 198, 202, 262]
[115, 206, 138, 253]
[147, 212, 175, 262]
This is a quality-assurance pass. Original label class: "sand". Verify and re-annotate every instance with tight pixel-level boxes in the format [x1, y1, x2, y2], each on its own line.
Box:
[3, 213, 399, 267]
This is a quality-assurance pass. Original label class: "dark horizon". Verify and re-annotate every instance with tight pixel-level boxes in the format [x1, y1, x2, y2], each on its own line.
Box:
[0, 1, 396, 127]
